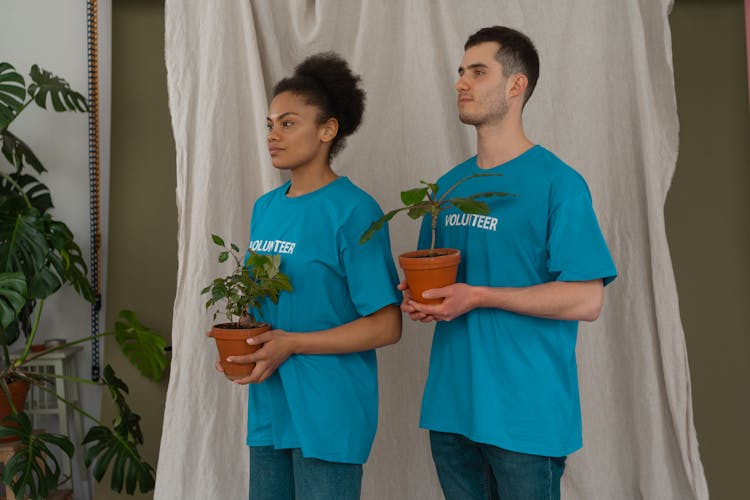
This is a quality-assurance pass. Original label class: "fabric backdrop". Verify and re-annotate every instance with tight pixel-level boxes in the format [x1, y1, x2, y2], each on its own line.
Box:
[156, 1, 709, 498]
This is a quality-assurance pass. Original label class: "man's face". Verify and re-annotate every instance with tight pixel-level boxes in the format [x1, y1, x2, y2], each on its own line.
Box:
[455, 42, 508, 126]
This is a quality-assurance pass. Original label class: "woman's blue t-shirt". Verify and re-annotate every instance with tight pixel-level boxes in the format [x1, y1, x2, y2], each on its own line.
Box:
[418, 146, 617, 457]
[246, 176, 400, 464]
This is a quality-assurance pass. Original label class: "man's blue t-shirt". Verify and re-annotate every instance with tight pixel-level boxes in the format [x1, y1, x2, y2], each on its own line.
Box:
[418, 145, 617, 457]
[246, 177, 400, 464]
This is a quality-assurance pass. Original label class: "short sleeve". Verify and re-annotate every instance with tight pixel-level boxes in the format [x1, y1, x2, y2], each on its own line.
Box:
[340, 202, 401, 316]
[547, 191, 617, 286]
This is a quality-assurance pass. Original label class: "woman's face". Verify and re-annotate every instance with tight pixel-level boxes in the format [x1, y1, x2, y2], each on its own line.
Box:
[266, 91, 332, 170]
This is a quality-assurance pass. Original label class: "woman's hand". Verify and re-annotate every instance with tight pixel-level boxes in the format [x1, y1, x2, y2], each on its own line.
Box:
[398, 281, 437, 323]
[231, 329, 296, 384]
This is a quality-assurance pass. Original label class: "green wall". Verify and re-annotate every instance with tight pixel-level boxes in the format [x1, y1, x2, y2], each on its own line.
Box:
[104, 1, 749, 498]
[101, 0, 176, 498]
[667, 1, 750, 499]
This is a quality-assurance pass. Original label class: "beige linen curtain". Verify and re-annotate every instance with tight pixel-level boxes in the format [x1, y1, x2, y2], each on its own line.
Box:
[156, 1, 708, 498]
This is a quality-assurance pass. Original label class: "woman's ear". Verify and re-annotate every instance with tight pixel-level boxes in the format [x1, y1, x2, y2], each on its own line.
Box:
[320, 117, 339, 143]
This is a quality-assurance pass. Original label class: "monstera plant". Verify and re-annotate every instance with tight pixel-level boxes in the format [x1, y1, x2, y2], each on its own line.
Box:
[0, 61, 167, 498]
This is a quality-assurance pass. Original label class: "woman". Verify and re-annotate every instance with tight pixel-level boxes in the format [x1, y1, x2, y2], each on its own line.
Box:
[221, 53, 402, 500]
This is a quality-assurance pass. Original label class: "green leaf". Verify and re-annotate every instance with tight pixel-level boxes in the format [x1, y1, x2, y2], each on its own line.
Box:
[359, 206, 412, 244]
[111, 310, 167, 382]
[400, 187, 428, 206]
[83, 424, 155, 495]
[419, 180, 439, 197]
[218, 251, 229, 263]
[0, 412, 73, 500]
[449, 198, 491, 215]
[0, 173, 52, 210]
[211, 234, 224, 247]
[0, 272, 26, 330]
[1, 128, 46, 173]
[407, 203, 431, 219]
[0, 62, 26, 130]
[202, 235, 292, 324]
[27, 65, 88, 113]
[0, 208, 50, 278]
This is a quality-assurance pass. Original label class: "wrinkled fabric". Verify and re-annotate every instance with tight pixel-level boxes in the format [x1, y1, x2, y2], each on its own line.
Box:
[156, 1, 708, 499]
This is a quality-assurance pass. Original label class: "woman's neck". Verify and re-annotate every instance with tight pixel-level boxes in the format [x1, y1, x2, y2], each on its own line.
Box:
[287, 162, 339, 197]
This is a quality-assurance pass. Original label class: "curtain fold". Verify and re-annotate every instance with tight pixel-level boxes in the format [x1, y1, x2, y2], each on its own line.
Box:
[156, 1, 708, 498]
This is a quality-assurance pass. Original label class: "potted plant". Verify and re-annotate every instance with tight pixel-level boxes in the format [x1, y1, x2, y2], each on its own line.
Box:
[0, 61, 168, 499]
[202, 234, 292, 380]
[360, 173, 513, 304]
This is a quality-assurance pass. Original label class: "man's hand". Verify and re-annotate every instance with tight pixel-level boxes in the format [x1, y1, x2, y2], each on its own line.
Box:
[408, 283, 477, 322]
[231, 329, 295, 385]
[398, 281, 437, 323]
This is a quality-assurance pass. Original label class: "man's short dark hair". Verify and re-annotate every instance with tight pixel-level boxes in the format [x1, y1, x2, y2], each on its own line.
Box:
[465, 26, 540, 104]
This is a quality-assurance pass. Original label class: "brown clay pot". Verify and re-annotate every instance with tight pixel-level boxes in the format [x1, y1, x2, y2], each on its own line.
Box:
[0, 380, 30, 442]
[399, 248, 461, 305]
[209, 323, 271, 380]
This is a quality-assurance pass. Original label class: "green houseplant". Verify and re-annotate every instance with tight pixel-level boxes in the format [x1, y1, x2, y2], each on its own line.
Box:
[360, 173, 513, 304]
[202, 234, 292, 380]
[0, 61, 167, 499]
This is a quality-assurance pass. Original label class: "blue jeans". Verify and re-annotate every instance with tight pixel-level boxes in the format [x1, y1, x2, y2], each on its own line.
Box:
[249, 446, 363, 500]
[429, 431, 566, 500]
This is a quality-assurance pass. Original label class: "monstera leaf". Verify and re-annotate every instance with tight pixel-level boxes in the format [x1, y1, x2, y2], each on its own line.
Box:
[83, 365, 155, 495]
[1, 129, 46, 173]
[0, 272, 25, 331]
[113, 309, 168, 382]
[0, 63, 26, 131]
[0, 412, 74, 500]
[0, 172, 52, 213]
[27, 65, 87, 113]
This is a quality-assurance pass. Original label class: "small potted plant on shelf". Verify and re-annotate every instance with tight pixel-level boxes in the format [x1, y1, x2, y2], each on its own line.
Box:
[202, 234, 292, 380]
[0, 61, 167, 499]
[360, 173, 513, 304]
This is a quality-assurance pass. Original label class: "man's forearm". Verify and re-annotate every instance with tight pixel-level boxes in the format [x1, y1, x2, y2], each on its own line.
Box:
[472, 279, 605, 321]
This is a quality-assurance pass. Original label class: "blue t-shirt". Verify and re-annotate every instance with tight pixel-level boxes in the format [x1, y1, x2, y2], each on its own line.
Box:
[246, 177, 400, 464]
[418, 145, 617, 457]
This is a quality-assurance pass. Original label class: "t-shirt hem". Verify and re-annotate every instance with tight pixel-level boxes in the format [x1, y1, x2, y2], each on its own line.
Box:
[245, 440, 369, 464]
[356, 298, 401, 318]
[419, 421, 581, 458]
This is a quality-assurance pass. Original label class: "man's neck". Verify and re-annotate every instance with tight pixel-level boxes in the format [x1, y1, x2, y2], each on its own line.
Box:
[475, 114, 534, 169]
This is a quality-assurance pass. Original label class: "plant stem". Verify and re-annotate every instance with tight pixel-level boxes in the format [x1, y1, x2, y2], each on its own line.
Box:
[2, 344, 10, 372]
[0, 379, 18, 413]
[36, 382, 148, 464]
[33, 382, 104, 427]
[14, 299, 44, 367]
[22, 330, 117, 363]
[430, 211, 438, 255]
[19, 370, 101, 387]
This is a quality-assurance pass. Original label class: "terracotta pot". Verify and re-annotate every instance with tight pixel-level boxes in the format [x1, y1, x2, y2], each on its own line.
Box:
[209, 323, 271, 380]
[399, 248, 461, 305]
[0, 380, 30, 442]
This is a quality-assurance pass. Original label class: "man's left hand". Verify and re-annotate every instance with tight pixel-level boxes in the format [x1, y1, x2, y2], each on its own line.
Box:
[408, 283, 477, 322]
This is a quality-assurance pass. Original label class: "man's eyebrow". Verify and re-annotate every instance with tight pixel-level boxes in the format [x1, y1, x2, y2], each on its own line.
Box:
[458, 63, 489, 74]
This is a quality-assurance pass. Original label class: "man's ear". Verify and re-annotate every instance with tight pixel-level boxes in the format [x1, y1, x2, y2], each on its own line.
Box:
[320, 118, 339, 143]
[507, 74, 529, 100]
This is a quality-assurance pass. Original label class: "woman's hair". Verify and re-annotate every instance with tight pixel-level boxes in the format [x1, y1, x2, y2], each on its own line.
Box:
[273, 52, 365, 158]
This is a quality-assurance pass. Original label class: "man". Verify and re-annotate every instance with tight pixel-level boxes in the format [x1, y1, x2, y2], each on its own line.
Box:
[400, 26, 617, 500]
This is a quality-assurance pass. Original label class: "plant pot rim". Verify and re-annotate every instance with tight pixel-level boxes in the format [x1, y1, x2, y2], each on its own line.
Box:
[211, 321, 269, 330]
[209, 322, 271, 340]
[398, 248, 461, 270]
